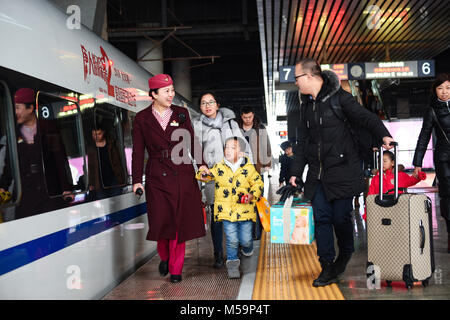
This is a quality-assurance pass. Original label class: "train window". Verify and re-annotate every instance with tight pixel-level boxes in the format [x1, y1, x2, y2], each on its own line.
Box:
[121, 109, 133, 184]
[128, 111, 149, 184]
[82, 102, 128, 200]
[0, 82, 21, 222]
[36, 92, 85, 199]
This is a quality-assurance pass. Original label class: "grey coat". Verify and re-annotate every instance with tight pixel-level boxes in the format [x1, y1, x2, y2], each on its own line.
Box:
[193, 107, 253, 204]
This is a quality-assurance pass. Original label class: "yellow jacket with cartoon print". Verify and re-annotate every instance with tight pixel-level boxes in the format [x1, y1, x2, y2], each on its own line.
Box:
[195, 157, 263, 223]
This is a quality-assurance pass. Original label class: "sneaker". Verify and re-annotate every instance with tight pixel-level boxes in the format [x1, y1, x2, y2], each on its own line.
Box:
[226, 259, 241, 279]
[312, 260, 338, 287]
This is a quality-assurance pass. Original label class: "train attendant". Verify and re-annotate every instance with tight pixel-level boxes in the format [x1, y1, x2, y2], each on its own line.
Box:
[0, 88, 73, 220]
[132, 74, 207, 283]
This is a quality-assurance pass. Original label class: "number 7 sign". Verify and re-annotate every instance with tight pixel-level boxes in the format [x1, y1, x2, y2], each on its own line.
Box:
[279, 66, 295, 83]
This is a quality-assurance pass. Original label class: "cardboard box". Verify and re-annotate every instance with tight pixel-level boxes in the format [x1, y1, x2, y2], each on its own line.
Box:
[270, 197, 314, 244]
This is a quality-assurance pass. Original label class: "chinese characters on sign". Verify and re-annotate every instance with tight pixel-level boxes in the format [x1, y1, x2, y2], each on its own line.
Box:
[81, 44, 136, 107]
[279, 60, 434, 83]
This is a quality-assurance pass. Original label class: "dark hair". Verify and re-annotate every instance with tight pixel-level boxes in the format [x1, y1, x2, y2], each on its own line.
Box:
[296, 57, 322, 76]
[199, 91, 219, 103]
[432, 73, 450, 96]
[224, 136, 246, 152]
[24, 103, 35, 111]
[383, 150, 395, 162]
[280, 141, 293, 151]
[240, 106, 255, 115]
[149, 88, 159, 99]
[94, 120, 107, 132]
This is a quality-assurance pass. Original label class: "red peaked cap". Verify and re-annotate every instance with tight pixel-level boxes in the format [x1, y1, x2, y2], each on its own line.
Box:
[148, 74, 173, 90]
[14, 88, 36, 104]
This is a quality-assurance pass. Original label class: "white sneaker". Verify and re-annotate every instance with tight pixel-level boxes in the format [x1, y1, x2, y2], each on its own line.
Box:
[226, 259, 241, 279]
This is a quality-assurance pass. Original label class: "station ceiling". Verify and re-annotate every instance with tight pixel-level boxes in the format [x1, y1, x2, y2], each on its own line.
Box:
[256, 0, 450, 122]
[106, 0, 449, 124]
[107, 0, 265, 120]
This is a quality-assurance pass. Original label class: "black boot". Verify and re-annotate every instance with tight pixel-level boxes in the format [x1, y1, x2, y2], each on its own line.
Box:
[170, 274, 182, 283]
[447, 233, 450, 254]
[313, 260, 338, 287]
[159, 260, 168, 276]
[333, 253, 352, 277]
[213, 252, 224, 269]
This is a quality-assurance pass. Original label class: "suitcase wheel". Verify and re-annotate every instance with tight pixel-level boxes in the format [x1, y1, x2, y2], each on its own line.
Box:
[422, 279, 429, 287]
[405, 281, 413, 290]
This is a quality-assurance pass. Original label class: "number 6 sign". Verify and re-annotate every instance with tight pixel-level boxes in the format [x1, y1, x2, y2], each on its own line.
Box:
[418, 60, 435, 78]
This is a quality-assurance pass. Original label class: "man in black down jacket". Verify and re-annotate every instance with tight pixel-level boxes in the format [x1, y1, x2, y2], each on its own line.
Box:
[289, 58, 394, 287]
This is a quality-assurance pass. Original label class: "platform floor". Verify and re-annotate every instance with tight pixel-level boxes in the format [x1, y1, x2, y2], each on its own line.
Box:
[102, 168, 450, 300]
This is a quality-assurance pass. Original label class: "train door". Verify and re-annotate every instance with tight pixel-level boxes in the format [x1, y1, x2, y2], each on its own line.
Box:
[0, 81, 21, 223]
[81, 102, 129, 200]
[35, 91, 87, 203]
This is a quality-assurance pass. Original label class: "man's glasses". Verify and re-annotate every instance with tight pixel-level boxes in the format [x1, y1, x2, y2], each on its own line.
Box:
[201, 100, 217, 106]
[294, 73, 307, 80]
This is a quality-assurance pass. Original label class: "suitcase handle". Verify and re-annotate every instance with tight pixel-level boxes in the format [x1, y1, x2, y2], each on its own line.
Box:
[419, 220, 425, 254]
[374, 142, 399, 207]
[377, 141, 398, 201]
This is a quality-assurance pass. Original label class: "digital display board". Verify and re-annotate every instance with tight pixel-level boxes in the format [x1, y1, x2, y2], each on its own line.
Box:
[365, 61, 417, 79]
[279, 60, 434, 82]
[320, 63, 348, 80]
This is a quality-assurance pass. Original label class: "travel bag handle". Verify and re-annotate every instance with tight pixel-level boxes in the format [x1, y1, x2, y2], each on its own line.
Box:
[376, 141, 399, 207]
[379, 141, 398, 200]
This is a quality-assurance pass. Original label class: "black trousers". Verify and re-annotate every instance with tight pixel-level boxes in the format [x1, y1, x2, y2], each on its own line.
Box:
[435, 160, 450, 221]
[311, 182, 354, 263]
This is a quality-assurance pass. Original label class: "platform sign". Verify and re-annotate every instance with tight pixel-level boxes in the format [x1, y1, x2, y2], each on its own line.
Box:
[418, 60, 435, 78]
[348, 63, 366, 80]
[321, 63, 348, 80]
[280, 60, 435, 82]
[279, 66, 295, 83]
[365, 61, 418, 79]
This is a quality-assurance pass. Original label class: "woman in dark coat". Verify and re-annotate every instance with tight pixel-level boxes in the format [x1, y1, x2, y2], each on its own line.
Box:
[132, 74, 207, 283]
[413, 72, 450, 253]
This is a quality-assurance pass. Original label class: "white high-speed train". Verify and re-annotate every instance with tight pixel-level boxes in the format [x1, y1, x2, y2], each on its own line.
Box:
[0, 0, 199, 299]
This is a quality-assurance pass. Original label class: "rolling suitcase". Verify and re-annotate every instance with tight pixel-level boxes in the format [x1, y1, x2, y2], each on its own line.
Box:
[366, 142, 435, 289]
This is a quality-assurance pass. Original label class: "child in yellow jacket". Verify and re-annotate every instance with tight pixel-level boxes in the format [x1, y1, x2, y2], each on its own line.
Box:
[196, 136, 263, 279]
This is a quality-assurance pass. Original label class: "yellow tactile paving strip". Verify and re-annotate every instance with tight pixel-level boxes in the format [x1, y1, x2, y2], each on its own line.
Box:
[252, 232, 345, 300]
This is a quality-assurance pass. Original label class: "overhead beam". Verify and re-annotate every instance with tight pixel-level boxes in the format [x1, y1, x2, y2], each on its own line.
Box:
[140, 55, 220, 62]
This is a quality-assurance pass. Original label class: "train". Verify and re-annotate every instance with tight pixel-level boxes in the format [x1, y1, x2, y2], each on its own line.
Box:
[0, 0, 199, 299]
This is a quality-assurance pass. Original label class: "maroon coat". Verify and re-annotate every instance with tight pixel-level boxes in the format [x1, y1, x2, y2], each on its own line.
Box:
[132, 104, 206, 243]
